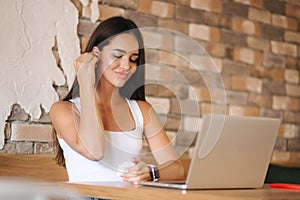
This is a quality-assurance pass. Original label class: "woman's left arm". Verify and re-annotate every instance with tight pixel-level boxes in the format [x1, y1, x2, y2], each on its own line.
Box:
[121, 101, 185, 182]
[140, 100, 185, 181]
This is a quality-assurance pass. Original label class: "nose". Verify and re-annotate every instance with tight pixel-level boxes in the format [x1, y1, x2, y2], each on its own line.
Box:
[119, 56, 131, 70]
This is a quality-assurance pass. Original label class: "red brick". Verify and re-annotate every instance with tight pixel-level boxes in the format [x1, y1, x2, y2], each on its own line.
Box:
[189, 24, 220, 42]
[151, 1, 174, 18]
[175, 5, 205, 24]
[158, 19, 188, 35]
[191, 0, 223, 13]
[189, 87, 211, 102]
[125, 10, 158, 27]
[288, 139, 300, 151]
[247, 37, 270, 51]
[250, 65, 270, 79]
[98, 5, 125, 20]
[273, 96, 299, 111]
[212, 57, 223, 72]
[286, 84, 300, 97]
[263, 52, 285, 68]
[11, 123, 54, 142]
[103, 0, 138, 10]
[228, 105, 259, 116]
[285, 57, 298, 69]
[157, 84, 188, 99]
[274, 137, 288, 151]
[142, 30, 172, 50]
[272, 14, 298, 30]
[271, 41, 297, 57]
[234, 0, 263, 8]
[263, 80, 285, 95]
[233, 47, 263, 65]
[221, 29, 247, 46]
[138, 0, 152, 13]
[34, 143, 55, 154]
[222, 60, 250, 76]
[271, 68, 285, 82]
[164, 115, 181, 131]
[231, 17, 260, 35]
[284, 111, 300, 124]
[248, 8, 271, 24]
[200, 103, 226, 116]
[174, 0, 190, 6]
[78, 19, 99, 36]
[264, 0, 285, 15]
[282, 124, 299, 138]
[159, 51, 189, 68]
[145, 63, 174, 82]
[248, 93, 272, 108]
[286, 4, 300, 18]
[285, 69, 299, 84]
[271, 151, 300, 167]
[250, 66, 285, 82]
[226, 90, 248, 106]
[285, 31, 300, 44]
[231, 76, 262, 93]
[224, 2, 248, 18]
[205, 42, 227, 58]
[138, 0, 174, 18]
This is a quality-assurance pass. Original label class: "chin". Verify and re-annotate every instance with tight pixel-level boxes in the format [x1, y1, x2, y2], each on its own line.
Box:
[113, 81, 127, 88]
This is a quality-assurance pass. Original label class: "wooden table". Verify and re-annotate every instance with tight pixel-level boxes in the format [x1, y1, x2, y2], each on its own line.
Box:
[60, 181, 300, 200]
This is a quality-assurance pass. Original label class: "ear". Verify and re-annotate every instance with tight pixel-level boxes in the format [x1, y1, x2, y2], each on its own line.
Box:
[92, 46, 101, 57]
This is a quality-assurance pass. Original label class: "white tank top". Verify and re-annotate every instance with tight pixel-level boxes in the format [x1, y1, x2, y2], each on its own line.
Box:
[58, 97, 144, 182]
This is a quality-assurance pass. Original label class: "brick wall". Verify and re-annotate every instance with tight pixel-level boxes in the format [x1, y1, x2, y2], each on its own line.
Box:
[1, 0, 300, 167]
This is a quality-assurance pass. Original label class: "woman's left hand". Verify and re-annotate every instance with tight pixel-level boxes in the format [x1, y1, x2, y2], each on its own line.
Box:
[120, 157, 151, 182]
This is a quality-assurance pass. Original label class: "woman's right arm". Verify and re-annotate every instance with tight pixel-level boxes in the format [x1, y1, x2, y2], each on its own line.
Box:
[50, 51, 105, 160]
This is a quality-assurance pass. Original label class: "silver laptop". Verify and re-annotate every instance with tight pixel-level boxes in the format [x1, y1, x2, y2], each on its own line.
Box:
[139, 114, 281, 189]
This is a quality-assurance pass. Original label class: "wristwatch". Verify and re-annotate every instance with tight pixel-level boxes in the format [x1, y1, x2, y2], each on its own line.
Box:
[146, 164, 159, 182]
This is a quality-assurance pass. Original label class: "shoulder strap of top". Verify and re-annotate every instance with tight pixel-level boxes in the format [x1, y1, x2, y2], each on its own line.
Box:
[69, 97, 81, 112]
[126, 99, 144, 129]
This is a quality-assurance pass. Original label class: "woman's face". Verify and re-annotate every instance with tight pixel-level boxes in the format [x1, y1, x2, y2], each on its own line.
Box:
[98, 33, 139, 88]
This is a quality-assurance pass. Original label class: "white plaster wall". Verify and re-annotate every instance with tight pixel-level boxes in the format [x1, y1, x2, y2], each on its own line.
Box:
[0, 0, 81, 148]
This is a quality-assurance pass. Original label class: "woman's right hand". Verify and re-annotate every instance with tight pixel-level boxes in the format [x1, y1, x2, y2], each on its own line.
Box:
[73, 47, 100, 87]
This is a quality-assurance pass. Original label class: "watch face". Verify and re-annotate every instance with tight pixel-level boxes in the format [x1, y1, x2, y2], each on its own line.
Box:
[153, 166, 160, 179]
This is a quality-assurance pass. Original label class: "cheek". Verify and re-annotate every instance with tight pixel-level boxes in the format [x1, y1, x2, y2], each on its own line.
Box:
[130, 65, 137, 73]
[100, 60, 118, 74]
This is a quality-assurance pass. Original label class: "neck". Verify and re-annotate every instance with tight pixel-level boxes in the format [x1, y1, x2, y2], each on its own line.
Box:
[95, 78, 123, 106]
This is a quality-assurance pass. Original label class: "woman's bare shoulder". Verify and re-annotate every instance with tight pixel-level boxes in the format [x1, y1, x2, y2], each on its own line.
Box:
[50, 101, 80, 138]
[50, 101, 78, 119]
[51, 101, 72, 112]
[136, 100, 157, 124]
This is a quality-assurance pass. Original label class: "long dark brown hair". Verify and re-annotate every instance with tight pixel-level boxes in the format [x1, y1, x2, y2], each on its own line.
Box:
[53, 16, 146, 166]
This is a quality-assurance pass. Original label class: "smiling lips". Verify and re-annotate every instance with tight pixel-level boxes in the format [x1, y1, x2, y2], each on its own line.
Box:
[115, 71, 129, 78]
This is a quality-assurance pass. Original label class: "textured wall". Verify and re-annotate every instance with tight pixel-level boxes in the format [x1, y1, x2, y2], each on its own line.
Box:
[0, 0, 80, 150]
[1, 0, 299, 167]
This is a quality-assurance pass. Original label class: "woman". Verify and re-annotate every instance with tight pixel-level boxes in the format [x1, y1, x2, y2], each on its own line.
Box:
[50, 16, 184, 183]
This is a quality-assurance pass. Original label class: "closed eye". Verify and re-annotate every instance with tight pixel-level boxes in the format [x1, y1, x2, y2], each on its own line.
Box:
[130, 54, 139, 63]
[113, 53, 123, 59]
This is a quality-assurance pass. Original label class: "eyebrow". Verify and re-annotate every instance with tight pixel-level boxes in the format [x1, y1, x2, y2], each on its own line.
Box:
[112, 49, 139, 55]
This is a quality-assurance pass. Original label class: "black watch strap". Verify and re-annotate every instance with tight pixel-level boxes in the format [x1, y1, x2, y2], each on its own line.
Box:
[146, 164, 159, 182]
